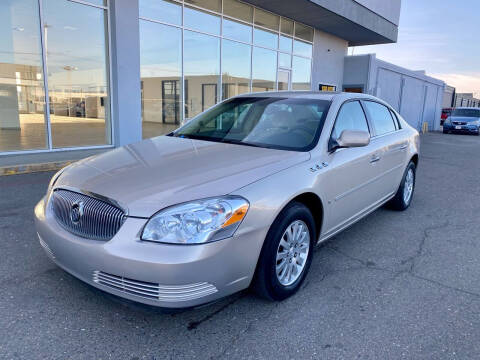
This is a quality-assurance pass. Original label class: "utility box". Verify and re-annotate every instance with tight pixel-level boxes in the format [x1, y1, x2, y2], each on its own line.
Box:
[343, 54, 445, 131]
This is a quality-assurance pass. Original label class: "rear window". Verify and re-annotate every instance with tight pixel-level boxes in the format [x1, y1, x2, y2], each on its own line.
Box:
[363, 101, 396, 136]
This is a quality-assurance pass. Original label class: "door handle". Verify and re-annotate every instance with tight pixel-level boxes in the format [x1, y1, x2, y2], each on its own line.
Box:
[399, 143, 408, 150]
[370, 155, 381, 163]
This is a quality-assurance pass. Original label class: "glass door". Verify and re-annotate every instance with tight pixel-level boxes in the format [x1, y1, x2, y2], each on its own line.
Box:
[277, 69, 291, 91]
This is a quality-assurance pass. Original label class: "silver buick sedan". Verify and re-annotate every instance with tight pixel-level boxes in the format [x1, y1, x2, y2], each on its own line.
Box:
[35, 92, 420, 308]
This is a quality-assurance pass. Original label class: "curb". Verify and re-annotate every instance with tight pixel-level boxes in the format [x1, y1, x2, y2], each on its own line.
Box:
[0, 161, 72, 176]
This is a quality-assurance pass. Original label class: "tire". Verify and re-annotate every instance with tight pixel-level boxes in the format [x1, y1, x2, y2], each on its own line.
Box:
[253, 202, 315, 301]
[388, 161, 416, 211]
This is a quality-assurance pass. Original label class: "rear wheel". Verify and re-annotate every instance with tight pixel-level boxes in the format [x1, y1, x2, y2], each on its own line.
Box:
[388, 161, 416, 211]
[253, 202, 315, 301]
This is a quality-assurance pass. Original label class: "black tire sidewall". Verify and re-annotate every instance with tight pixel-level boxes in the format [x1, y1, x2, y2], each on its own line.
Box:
[256, 202, 316, 301]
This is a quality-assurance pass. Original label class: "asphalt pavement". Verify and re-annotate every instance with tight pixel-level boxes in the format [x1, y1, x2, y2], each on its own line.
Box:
[1, 132, 480, 359]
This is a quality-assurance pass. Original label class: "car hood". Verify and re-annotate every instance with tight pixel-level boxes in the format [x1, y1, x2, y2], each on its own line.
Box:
[55, 136, 310, 217]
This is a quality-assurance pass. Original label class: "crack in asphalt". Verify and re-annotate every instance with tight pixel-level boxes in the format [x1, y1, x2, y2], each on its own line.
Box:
[187, 292, 248, 331]
[400, 221, 451, 274]
[325, 227, 480, 300]
[210, 302, 279, 359]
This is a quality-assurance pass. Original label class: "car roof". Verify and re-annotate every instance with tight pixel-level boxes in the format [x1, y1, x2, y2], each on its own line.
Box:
[236, 91, 378, 102]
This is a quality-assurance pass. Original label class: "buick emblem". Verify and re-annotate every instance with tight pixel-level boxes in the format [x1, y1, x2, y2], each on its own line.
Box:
[70, 201, 85, 224]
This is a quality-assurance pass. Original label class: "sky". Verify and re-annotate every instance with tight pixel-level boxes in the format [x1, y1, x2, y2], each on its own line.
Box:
[351, 0, 480, 97]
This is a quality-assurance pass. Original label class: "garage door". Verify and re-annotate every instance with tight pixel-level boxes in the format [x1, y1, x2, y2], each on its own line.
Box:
[376, 68, 402, 110]
[399, 77, 424, 130]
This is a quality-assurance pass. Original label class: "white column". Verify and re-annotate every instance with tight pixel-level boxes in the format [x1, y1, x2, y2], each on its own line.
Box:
[109, 0, 142, 146]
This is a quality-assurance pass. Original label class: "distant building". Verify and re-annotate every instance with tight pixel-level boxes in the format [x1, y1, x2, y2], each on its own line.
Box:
[443, 85, 456, 108]
[343, 54, 445, 131]
[455, 93, 480, 108]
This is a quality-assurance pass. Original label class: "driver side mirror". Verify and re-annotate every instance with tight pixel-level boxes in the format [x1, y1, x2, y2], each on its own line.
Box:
[330, 130, 370, 152]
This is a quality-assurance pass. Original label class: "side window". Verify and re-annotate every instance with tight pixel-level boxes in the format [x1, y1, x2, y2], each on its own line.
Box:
[363, 101, 396, 136]
[331, 101, 369, 140]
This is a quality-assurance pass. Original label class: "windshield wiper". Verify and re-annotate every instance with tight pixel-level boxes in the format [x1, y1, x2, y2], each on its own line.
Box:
[218, 138, 265, 148]
[174, 133, 268, 148]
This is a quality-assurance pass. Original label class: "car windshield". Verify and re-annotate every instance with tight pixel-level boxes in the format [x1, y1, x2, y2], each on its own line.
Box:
[171, 97, 331, 151]
[452, 109, 480, 118]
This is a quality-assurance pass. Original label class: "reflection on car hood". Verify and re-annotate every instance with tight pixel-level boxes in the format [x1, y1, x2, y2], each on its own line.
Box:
[55, 136, 310, 217]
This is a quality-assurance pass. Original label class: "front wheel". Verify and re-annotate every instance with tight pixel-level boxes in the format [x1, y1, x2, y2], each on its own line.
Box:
[388, 161, 416, 211]
[253, 202, 315, 301]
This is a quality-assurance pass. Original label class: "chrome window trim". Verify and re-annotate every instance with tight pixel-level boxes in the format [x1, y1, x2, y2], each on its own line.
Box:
[360, 99, 400, 138]
[328, 98, 371, 152]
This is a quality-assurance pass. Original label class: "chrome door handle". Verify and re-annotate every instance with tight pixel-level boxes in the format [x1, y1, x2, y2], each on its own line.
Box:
[399, 144, 408, 150]
[370, 155, 381, 163]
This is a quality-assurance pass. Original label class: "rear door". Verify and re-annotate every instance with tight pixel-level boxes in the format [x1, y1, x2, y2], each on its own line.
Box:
[362, 101, 408, 198]
[321, 100, 385, 236]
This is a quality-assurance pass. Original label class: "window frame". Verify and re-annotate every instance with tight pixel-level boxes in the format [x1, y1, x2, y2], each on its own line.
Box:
[328, 99, 371, 152]
[360, 100, 398, 138]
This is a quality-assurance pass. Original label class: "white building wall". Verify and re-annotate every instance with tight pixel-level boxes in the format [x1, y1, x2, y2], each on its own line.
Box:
[344, 54, 445, 131]
[311, 30, 348, 92]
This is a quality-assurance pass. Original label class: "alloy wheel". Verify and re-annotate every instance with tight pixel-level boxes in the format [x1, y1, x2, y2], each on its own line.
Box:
[275, 220, 310, 286]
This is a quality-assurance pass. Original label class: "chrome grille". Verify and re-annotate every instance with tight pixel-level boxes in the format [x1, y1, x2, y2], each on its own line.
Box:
[453, 121, 467, 125]
[51, 189, 126, 241]
[93, 271, 218, 302]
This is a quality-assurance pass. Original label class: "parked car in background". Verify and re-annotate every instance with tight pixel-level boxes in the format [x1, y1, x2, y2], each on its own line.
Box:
[441, 107, 454, 126]
[35, 92, 420, 309]
[443, 107, 480, 135]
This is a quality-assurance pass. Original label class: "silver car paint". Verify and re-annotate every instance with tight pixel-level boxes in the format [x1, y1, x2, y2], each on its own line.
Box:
[34, 92, 420, 308]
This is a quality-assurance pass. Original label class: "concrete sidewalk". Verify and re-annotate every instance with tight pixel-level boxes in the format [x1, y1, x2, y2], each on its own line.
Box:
[0, 147, 108, 176]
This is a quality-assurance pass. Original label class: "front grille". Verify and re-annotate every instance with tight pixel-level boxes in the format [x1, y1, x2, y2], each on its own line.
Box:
[453, 121, 467, 125]
[93, 271, 218, 302]
[51, 189, 126, 241]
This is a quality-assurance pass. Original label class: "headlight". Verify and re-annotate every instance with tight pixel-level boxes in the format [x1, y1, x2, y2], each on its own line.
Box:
[141, 196, 249, 245]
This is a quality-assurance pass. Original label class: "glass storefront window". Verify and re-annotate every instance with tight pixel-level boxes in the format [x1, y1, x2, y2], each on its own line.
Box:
[279, 35, 293, 53]
[185, 0, 221, 13]
[184, 6, 220, 35]
[140, 21, 182, 139]
[292, 56, 311, 90]
[280, 18, 293, 35]
[252, 47, 277, 92]
[278, 53, 291, 69]
[293, 40, 313, 58]
[223, 19, 252, 43]
[222, 40, 251, 100]
[43, 0, 110, 148]
[139, 0, 182, 25]
[184, 31, 220, 119]
[223, 0, 253, 23]
[254, 8, 279, 31]
[253, 28, 277, 49]
[0, 0, 47, 152]
[294, 23, 314, 42]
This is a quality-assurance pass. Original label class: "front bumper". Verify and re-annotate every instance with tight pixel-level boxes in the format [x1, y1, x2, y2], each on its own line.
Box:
[443, 124, 479, 134]
[34, 197, 263, 308]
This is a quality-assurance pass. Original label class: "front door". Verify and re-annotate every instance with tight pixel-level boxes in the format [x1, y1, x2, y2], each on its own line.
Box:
[277, 70, 290, 91]
[320, 100, 384, 237]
